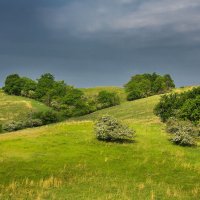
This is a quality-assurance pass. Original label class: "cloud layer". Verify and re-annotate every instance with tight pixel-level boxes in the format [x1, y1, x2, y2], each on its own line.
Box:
[0, 0, 200, 87]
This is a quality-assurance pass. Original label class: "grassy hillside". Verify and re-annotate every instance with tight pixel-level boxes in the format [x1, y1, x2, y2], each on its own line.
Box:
[80, 86, 127, 102]
[0, 90, 50, 124]
[0, 87, 199, 199]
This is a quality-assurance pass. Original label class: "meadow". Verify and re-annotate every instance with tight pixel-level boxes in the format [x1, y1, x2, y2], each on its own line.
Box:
[0, 87, 199, 199]
[0, 90, 50, 124]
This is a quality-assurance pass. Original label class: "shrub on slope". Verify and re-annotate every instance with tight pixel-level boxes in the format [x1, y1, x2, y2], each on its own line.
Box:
[95, 115, 135, 142]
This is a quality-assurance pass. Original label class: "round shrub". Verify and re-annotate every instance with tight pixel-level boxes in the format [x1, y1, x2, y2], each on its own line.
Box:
[3, 121, 25, 132]
[31, 110, 60, 125]
[95, 115, 135, 142]
[23, 118, 43, 128]
[171, 126, 196, 147]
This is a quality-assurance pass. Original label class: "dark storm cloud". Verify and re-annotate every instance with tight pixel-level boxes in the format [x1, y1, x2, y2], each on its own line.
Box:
[0, 0, 200, 87]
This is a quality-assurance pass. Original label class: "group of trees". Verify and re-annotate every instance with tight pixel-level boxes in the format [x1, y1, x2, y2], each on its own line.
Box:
[3, 73, 120, 119]
[154, 87, 200, 124]
[124, 73, 175, 101]
[154, 87, 200, 146]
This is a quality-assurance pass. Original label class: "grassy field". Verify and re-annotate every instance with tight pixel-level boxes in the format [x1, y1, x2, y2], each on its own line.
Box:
[0, 87, 199, 199]
[0, 90, 50, 124]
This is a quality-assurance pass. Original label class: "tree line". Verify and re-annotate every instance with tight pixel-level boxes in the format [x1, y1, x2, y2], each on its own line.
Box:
[124, 73, 175, 100]
[3, 73, 120, 118]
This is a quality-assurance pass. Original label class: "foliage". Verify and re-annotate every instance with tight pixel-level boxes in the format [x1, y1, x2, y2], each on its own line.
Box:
[3, 74, 121, 121]
[3, 118, 44, 132]
[171, 127, 196, 146]
[125, 73, 175, 101]
[35, 73, 55, 100]
[3, 74, 23, 95]
[97, 91, 120, 109]
[95, 115, 134, 141]
[31, 110, 60, 125]
[154, 87, 200, 123]
[179, 96, 200, 122]
[20, 77, 37, 98]
[3, 121, 25, 132]
[23, 118, 43, 128]
[166, 118, 199, 137]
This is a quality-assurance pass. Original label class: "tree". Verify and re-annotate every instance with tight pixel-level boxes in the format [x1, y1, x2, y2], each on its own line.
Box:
[125, 73, 175, 101]
[20, 77, 37, 97]
[164, 74, 175, 89]
[180, 96, 200, 123]
[125, 74, 152, 100]
[97, 91, 120, 108]
[4, 74, 23, 95]
[35, 73, 55, 100]
[154, 86, 200, 123]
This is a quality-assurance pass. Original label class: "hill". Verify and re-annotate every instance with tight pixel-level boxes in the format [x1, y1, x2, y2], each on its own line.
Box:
[80, 86, 127, 102]
[0, 89, 50, 124]
[0, 86, 199, 199]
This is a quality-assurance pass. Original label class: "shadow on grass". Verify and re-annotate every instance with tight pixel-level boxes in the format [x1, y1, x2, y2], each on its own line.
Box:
[98, 138, 135, 144]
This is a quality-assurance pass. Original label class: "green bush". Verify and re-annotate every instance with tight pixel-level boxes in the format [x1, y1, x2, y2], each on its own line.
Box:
[23, 119, 43, 128]
[171, 127, 196, 146]
[166, 118, 196, 135]
[32, 110, 60, 125]
[3, 121, 25, 132]
[97, 91, 120, 109]
[95, 115, 134, 142]
[154, 87, 200, 123]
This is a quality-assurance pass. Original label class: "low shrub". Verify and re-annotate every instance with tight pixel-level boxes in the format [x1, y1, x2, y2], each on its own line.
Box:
[166, 118, 199, 137]
[31, 110, 60, 125]
[3, 121, 24, 132]
[171, 127, 196, 146]
[95, 115, 134, 142]
[23, 118, 43, 128]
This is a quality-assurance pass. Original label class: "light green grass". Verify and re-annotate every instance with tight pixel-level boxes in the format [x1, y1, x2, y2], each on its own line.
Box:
[0, 87, 199, 199]
[80, 86, 127, 102]
[0, 90, 50, 124]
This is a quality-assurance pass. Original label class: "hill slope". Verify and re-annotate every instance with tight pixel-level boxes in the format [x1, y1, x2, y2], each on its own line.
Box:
[0, 90, 50, 124]
[80, 86, 127, 102]
[0, 87, 199, 199]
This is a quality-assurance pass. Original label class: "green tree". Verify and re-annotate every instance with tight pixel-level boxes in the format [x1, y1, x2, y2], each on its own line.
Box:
[4, 74, 23, 95]
[97, 91, 120, 109]
[35, 73, 55, 100]
[125, 73, 175, 101]
[20, 77, 37, 97]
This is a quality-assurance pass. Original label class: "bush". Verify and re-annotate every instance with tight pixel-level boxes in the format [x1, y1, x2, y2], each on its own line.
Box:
[31, 110, 60, 125]
[171, 127, 196, 146]
[3, 121, 25, 132]
[95, 115, 134, 142]
[97, 91, 120, 109]
[23, 118, 43, 128]
[166, 118, 196, 135]
[154, 87, 200, 123]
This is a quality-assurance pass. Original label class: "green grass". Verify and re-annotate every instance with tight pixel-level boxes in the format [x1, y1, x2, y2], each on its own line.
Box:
[0, 87, 199, 199]
[80, 86, 127, 102]
[0, 90, 50, 124]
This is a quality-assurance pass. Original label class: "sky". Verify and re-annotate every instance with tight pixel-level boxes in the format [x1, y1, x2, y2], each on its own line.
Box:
[0, 0, 200, 87]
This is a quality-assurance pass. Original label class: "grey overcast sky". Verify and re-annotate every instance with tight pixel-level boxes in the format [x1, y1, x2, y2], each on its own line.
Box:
[0, 0, 200, 87]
